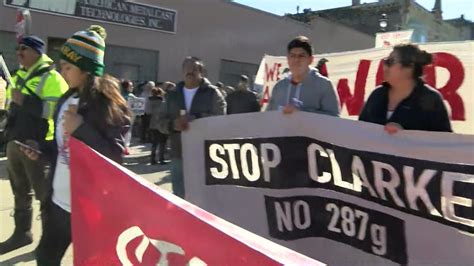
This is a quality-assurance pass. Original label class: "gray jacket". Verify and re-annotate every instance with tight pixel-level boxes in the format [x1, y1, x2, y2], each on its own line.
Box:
[266, 68, 340, 116]
[157, 78, 226, 158]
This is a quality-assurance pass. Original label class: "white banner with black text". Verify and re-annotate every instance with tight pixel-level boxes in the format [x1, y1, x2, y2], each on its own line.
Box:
[182, 112, 473, 266]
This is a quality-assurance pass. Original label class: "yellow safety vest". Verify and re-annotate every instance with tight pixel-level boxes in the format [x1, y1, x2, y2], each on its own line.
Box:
[6, 54, 69, 140]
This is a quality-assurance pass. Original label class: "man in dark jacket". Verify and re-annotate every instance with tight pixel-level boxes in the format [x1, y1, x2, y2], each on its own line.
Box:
[157, 57, 226, 198]
[226, 75, 260, 114]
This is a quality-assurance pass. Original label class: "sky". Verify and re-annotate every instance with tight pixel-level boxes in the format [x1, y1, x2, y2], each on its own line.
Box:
[234, 0, 474, 21]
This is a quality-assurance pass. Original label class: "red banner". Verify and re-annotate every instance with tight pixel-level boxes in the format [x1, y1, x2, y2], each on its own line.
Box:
[69, 138, 323, 265]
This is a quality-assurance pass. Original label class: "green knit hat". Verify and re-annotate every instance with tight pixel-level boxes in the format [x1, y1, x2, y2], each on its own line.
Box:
[60, 25, 107, 76]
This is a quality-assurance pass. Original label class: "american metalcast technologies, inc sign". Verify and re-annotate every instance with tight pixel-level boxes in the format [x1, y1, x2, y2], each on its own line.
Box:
[4, 0, 177, 33]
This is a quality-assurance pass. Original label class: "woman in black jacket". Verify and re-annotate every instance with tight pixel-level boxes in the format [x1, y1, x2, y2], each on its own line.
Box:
[21, 25, 131, 265]
[359, 44, 452, 133]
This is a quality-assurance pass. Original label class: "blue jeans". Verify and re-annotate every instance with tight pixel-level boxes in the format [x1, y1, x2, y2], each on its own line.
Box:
[170, 158, 185, 198]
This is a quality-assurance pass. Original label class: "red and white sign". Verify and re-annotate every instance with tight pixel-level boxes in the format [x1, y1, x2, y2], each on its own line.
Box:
[69, 137, 323, 265]
[15, 9, 31, 42]
[255, 41, 474, 134]
[375, 30, 414, 48]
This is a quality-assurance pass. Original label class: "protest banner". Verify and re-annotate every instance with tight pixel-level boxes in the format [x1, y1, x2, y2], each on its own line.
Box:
[183, 112, 474, 265]
[69, 137, 322, 265]
[128, 96, 146, 115]
[255, 41, 474, 134]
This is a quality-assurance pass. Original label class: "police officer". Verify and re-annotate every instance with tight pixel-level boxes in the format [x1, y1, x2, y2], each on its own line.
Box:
[0, 36, 68, 254]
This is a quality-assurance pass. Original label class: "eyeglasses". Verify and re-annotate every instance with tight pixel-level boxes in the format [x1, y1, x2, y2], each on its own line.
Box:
[15, 45, 28, 51]
[383, 57, 398, 67]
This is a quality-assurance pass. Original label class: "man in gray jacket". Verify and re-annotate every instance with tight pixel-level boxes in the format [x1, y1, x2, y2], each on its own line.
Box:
[157, 56, 226, 198]
[267, 36, 340, 116]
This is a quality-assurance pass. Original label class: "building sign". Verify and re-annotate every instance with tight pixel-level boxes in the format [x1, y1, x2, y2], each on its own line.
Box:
[4, 0, 177, 33]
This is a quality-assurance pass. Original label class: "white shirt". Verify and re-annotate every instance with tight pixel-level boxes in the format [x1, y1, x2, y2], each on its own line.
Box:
[183, 87, 199, 112]
[387, 111, 394, 120]
[52, 94, 79, 213]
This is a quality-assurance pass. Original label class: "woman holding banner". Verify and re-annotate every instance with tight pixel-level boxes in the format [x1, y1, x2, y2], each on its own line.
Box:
[20, 25, 131, 265]
[359, 44, 452, 133]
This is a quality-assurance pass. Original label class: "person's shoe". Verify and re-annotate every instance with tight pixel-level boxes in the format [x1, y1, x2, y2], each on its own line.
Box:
[151, 159, 158, 165]
[0, 230, 33, 254]
[158, 160, 168, 165]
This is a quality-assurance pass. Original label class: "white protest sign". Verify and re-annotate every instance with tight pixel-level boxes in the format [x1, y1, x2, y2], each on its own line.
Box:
[375, 30, 414, 48]
[255, 41, 474, 134]
[128, 97, 146, 115]
[183, 112, 474, 265]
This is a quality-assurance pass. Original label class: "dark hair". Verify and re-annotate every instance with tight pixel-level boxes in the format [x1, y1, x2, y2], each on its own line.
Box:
[151, 86, 164, 97]
[121, 80, 132, 89]
[287, 36, 313, 56]
[120, 79, 132, 92]
[82, 74, 131, 126]
[393, 44, 432, 79]
[182, 56, 205, 73]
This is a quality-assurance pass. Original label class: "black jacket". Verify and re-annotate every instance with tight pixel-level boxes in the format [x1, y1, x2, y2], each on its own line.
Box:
[226, 90, 260, 114]
[359, 81, 452, 132]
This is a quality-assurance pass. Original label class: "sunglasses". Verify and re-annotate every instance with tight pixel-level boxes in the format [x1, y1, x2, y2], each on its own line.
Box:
[15, 45, 28, 51]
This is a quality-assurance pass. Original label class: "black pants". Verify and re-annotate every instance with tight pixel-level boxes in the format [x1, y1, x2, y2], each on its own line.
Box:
[6, 141, 50, 213]
[140, 114, 151, 142]
[149, 129, 167, 162]
[36, 201, 71, 266]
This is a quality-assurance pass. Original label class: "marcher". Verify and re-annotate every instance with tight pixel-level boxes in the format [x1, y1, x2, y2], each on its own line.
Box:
[267, 36, 339, 116]
[226, 75, 260, 114]
[121, 79, 137, 152]
[121, 79, 135, 100]
[0, 36, 68, 255]
[359, 44, 452, 133]
[21, 25, 131, 265]
[157, 56, 225, 198]
[148, 86, 167, 164]
[140, 81, 154, 142]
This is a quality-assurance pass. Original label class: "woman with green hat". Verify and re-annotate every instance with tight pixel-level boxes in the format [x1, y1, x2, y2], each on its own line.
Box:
[21, 25, 131, 265]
